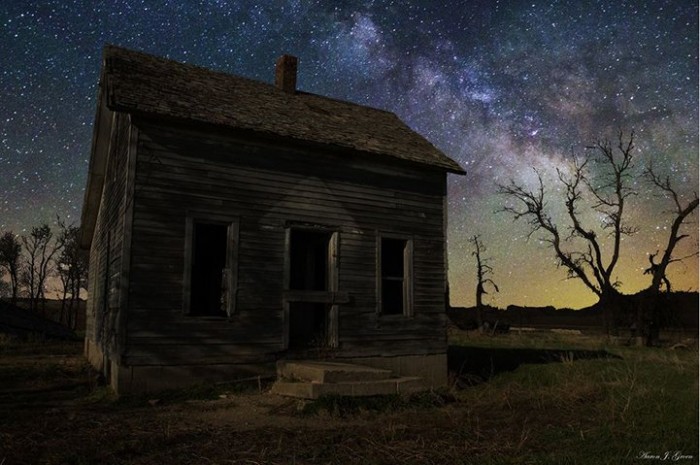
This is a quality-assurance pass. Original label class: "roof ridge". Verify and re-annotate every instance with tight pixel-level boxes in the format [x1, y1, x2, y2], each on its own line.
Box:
[99, 45, 465, 174]
[103, 44, 273, 89]
[104, 44, 400, 117]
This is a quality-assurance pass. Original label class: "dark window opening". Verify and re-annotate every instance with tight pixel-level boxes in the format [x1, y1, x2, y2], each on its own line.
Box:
[289, 230, 331, 291]
[381, 238, 406, 315]
[289, 302, 329, 349]
[190, 222, 227, 316]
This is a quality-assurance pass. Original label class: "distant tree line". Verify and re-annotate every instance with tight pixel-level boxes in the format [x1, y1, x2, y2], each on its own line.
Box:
[0, 218, 87, 329]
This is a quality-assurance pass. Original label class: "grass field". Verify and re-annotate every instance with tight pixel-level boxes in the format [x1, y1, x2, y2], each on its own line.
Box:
[0, 330, 697, 464]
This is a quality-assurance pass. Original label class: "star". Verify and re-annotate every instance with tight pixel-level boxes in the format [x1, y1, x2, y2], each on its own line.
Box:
[0, 0, 697, 308]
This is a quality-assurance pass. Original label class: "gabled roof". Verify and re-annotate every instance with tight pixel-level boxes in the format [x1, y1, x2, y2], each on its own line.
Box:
[100, 45, 465, 174]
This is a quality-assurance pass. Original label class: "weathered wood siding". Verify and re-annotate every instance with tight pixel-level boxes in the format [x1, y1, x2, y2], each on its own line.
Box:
[85, 112, 131, 360]
[125, 120, 447, 366]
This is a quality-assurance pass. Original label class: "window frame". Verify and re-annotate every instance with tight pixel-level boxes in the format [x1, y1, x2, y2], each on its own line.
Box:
[376, 233, 414, 318]
[182, 213, 239, 319]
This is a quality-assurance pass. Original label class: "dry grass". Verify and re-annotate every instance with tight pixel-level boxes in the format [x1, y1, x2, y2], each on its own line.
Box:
[0, 332, 697, 464]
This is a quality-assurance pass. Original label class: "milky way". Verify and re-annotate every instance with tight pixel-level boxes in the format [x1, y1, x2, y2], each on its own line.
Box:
[1, 0, 697, 308]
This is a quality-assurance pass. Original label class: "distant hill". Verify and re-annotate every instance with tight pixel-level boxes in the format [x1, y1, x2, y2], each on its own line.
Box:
[448, 291, 698, 331]
[0, 300, 79, 339]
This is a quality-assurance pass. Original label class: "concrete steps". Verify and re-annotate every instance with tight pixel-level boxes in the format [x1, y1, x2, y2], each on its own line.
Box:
[270, 360, 425, 399]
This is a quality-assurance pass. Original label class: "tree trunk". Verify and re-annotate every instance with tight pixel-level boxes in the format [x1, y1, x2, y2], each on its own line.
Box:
[475, 284, 484, 329]
[10, 274, 18, 306]
[60, 286, 68, 325]
[597, 288, 624, 336]
[635, 288, 665, 347]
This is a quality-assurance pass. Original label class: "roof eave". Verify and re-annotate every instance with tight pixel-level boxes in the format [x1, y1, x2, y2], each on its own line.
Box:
[79, 81, 113, 250]
[120, 107, 466, 175]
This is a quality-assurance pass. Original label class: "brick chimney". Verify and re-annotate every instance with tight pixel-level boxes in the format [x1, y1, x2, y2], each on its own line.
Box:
[275, 55, 297, 93]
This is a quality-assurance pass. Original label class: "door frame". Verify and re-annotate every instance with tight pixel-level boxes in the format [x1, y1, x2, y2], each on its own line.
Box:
[182, 213, 240, 318]
[282, 224, 341, 350]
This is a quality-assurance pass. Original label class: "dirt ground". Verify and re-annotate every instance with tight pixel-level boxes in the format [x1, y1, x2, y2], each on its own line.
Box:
[1, 334, 697, 465]
[0, 339, 473, 465]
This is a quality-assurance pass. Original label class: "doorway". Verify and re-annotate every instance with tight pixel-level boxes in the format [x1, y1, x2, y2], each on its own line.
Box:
[287, 229, 333, 349]
[288, 303, 329, 349]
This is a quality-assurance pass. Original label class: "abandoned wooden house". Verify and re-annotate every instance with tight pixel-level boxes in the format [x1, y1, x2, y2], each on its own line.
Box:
[80, 45, 465, 395]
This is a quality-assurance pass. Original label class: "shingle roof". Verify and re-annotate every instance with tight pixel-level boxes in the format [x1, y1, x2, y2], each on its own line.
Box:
[100, 45, 465, 174]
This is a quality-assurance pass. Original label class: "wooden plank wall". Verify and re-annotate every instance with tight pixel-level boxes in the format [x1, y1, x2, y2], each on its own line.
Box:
[85, 112, 130, 359]
[125, 120, 447, 366]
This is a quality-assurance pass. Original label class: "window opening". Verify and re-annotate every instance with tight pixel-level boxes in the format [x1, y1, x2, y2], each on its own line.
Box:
[381, 238, 407, 315]
[190, 222, 228, 316]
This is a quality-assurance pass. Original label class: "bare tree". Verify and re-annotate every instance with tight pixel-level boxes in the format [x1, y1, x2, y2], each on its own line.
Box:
[499, 131, 698, 337]
[633, 166, 699, 346]
[21, 224, 63, 313]
[642, 167, 699, 293]
[56, 219, 88, 329]
[499, 132, 639, 331]
[468, 235, 499, 328]
[0, 231, 22, 304]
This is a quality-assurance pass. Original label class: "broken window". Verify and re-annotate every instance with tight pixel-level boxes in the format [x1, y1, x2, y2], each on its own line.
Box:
[379, 237, 412, 316]
[190, 223, 227, 316]
[183, 217, 238, 317]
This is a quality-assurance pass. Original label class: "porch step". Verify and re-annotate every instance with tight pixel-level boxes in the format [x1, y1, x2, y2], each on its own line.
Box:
[277, 360, 393, 383]
[270, 376, 425, 399]
[270, 360, 426, 399]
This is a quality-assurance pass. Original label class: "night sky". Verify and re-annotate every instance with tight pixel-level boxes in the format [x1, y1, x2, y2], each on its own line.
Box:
[1, 0, 698, 308]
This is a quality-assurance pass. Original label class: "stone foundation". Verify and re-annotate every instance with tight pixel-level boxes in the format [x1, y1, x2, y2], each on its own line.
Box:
[86, 336, 447, 395]
[109, 362, 277, 395]
[84, 337, 105, 373]
[110, 354, 447, 395]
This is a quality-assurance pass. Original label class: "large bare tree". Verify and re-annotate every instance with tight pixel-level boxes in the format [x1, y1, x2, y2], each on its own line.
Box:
[499, 132, 637, 329]
[498, 131, 697, 334]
